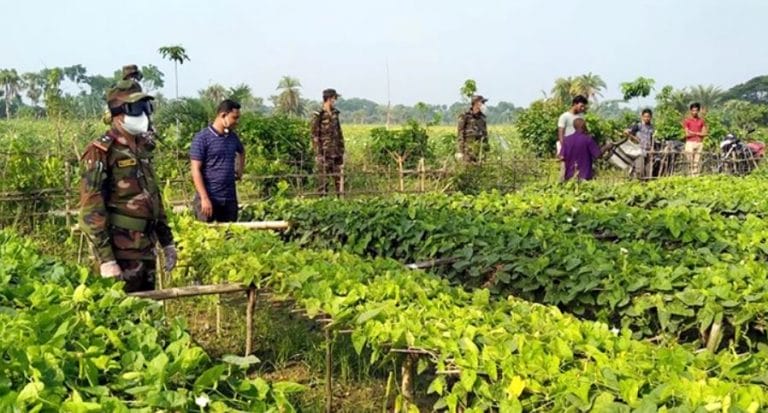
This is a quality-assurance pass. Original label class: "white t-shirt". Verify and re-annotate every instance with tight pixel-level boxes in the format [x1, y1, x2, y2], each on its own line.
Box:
[556, 111, 584, 156]
[558, 111, 584, 137]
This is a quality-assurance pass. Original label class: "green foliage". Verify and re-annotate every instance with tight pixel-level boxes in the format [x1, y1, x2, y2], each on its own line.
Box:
[0, 230, 300, 412]
[153, 98, 215, 148]
[175, 215, 768, 411]
[247, 175, 768, 355]
[620, 77, 655, 101]
[459, 79, 477, 101]
[235, 113, 312, 167]
[514, 99, 565, 156]
[719, 99, 768, 135]
[369, 121, 432, 167]
[724, 75, 768, 104]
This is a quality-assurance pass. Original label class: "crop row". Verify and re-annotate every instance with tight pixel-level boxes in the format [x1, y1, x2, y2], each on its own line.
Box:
[175, 217, 768, 412]
[245, 176, 768, 351]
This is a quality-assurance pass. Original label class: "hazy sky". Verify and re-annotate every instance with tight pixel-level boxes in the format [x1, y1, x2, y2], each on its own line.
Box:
[4, 0, 767, 106]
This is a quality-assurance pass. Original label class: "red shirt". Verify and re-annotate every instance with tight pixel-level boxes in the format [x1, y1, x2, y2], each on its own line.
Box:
[683, 117, 706, 142]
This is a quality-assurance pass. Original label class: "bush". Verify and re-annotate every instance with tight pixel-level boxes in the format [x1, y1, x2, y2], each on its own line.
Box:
[235, 113, 311, 169]
[515, 99, 564, 156]
[369, 120, 431, 168]
[152, 98, 215, 150]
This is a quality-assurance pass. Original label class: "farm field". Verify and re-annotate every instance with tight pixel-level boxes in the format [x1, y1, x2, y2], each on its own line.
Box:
[4, 173, 768, 411]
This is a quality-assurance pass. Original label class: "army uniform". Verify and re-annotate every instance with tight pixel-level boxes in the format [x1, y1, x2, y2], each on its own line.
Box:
[79, 80, 174, 292]
[311, 89, 345, 195]
[457, 96, 489, 163]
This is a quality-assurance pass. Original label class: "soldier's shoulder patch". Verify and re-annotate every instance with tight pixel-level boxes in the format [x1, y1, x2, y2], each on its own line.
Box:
[91, 135, 114, 152]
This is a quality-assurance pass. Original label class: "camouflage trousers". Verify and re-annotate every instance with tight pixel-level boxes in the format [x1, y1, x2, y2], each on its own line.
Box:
[116, 258, 156, 293]
[316, 155, 343, 195]
[461, 138, 490, 163]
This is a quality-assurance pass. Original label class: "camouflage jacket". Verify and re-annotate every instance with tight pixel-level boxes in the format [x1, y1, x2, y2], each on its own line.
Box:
[311, 108, 345, 159]
[458, 110, 488, 142]
[79, 130, 173, 262]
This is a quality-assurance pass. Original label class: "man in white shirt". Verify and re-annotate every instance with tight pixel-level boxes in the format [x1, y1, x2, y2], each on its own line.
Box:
[556, 95, 588, 157]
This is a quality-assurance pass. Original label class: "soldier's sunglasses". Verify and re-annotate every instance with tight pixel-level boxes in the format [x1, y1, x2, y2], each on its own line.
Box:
[110, 100, 154, 117]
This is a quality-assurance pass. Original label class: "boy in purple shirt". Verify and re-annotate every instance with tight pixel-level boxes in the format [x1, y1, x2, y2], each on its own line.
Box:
[559, 118, 610, 181]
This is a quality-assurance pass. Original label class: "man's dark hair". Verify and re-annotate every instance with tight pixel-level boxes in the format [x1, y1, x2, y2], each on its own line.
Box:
[690, 102, 701, 110]
[641, 108, 653, 116]
[217, 99, 241, 114]
[572, 95, 588, 105]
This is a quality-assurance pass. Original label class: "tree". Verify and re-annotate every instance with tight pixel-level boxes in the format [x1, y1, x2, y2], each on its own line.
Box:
[199, 83, 228, 103]
[0, 69, 23, 118]
[273, 76, 304, 117]
[719, 99, 768, 136]
[141, 64, 165, 92]
[158, 45, 191, 99]
[22, 72, 44, 107]
[686, 84, 725, 110]
[572, 72, 606, 103]
[460, 79, 477, 101]
[550, 77, 575, 106]
[229, 83, 266, 113]
[620, 77, 655, 108]
[723, 75, 768, 104]
[414, 101, 430, 124]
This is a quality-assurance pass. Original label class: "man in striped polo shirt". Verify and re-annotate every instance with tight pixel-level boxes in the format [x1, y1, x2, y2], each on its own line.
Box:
[190, 99, 245, 222]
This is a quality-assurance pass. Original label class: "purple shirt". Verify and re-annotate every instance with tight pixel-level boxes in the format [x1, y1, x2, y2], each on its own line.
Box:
[190, 125, 244, 201]
[560, 131, 601, 180]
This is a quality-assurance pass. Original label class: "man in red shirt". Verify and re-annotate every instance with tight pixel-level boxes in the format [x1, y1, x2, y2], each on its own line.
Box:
[682, 102, 707, 176]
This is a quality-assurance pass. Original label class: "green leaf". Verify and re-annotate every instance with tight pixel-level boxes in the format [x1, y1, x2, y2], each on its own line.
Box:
[194, 364, 227, 390]
[221, 354, 260, 369]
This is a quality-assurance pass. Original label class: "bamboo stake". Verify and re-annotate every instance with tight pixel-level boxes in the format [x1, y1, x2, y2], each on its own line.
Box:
[128, 283, 248, 300]
[245, 286, 256, 356]
[325, 327, 334, 413]
[400, 354, 415, 405]
[206, 221, 290, 230]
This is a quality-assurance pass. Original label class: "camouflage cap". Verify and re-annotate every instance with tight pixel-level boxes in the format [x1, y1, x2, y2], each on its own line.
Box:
[322, 88, 340, 100]
[122, 64, 142, 81]
[107, 80, 153, 108]
[471, 95, 488, 104]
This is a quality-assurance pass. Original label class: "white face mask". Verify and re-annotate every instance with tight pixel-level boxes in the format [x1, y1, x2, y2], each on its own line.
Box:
[122, 113, 149, 136]
[480, 104, 488, 114]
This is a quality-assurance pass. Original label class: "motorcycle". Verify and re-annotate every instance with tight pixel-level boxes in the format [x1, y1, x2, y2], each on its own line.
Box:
[718, 129, 763, 176]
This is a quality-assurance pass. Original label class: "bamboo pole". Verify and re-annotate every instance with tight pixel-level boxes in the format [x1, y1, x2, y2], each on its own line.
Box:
[400, 354, 415, 405]
[128, 283, 248, 300]
[206, 221, 290, 230]
[325, 327, 334, 413]
[418, 158, 426, 192]
[245, 286, 256, 356]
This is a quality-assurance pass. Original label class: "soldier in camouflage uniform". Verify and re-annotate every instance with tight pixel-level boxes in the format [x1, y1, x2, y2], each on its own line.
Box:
[122, 64, 142, 82]
[310, 88, 345, 195]
[457, 95, 489, 163]
[79, 79, 177, 293]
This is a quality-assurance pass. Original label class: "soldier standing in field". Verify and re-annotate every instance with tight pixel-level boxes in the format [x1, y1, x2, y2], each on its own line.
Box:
[457, 95, 489, 163]
[310, 88, 345, 195]
[79, 79, 177, 293]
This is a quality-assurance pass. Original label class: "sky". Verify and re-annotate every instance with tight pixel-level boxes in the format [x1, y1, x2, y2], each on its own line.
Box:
[4, 0, 767, 106]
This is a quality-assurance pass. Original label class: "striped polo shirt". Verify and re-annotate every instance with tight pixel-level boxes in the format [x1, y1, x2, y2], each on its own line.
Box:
[189, 125, 244, 201]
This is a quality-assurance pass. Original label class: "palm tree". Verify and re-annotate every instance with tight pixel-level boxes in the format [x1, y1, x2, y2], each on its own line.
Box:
[274, 76, 304, 117]
[551, 77, 574, 106]
[0, 69, 23, 118]
[22, 72, 43, 107]
[158, 45, 191, 99]
[572, 72, 606, 103]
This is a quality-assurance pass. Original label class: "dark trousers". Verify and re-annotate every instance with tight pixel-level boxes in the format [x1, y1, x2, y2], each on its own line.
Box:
[193, 195, 239, 223]
[117, 259, 156, 293]
[316, 156, 343, 195]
